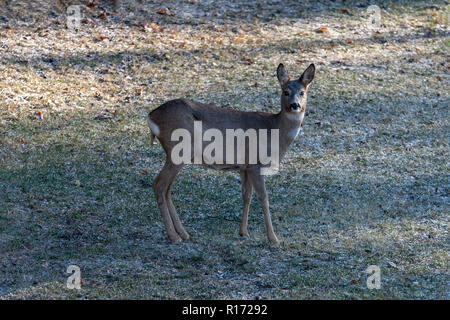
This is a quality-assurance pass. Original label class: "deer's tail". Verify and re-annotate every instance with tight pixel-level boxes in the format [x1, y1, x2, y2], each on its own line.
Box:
[146, 113, 159, 145]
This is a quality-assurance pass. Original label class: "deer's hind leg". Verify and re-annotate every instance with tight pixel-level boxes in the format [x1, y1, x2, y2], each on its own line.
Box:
[166, 169, 190, 240]
[153, 161, 185, 242]
[239, 170, 253, 237]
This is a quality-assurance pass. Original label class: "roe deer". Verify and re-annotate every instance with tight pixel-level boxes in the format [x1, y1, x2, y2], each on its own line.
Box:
[147, 63, 315, 244]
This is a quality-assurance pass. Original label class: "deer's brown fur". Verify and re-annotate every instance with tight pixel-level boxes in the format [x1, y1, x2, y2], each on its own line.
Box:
[147, 63, 315, 244]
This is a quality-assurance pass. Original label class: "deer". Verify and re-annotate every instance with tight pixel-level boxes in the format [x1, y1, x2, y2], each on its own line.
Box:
[146, 63, 315, 244]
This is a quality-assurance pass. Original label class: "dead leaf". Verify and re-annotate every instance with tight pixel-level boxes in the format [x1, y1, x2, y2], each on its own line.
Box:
[94, 113, 114, 121]
[316, 26, 328, 33]
[87, 0, 98, 8]
[33, 111, 43, 120]
[387, 261, 397, 268]
[98, 11, 107, 20]
[346, 39, 353, 44]
[157, 8, 172, 15]
[232, 240, 251, 246]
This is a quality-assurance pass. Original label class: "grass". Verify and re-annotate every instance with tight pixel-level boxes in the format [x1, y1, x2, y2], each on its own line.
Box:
[0, 0, 449, 299]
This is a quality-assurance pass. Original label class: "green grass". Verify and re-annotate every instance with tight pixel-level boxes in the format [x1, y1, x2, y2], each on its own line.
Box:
[0, 0, 449, 299]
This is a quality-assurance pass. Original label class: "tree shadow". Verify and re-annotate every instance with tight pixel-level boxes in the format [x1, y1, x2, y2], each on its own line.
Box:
[0, 0, 447, 299]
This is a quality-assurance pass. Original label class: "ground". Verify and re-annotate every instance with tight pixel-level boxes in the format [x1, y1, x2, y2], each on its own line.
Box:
[0, 0, 448, 299]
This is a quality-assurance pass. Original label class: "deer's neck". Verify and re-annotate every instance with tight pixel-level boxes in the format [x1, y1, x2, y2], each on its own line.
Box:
[276, 110, 305, 158]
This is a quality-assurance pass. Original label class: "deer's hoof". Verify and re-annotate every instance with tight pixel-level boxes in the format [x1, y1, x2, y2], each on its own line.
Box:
[239, 230, 250, 238]
[268, 236, 280, 245]
[168, 234, 183, 243]
[179, 231, 190, 240]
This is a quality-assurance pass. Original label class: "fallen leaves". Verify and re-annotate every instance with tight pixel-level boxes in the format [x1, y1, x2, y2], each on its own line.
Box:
[157, 8, 174, 16]
[86, 0, 99, 8]
[94, 110, 118, 121]
[142, 22, 163, 33]
[316, 26, 328, 33]
[32, 111, 43, 120]
[387, 261, 397, 268]
[242, 57, 254, 65]
[340, 8, 352, 15]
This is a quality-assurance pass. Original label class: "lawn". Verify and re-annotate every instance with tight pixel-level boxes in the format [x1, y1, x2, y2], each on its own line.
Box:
[0, 0, 448, 299]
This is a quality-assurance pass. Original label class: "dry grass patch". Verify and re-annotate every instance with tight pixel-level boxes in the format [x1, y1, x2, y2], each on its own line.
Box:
[0, 0, 449, 299]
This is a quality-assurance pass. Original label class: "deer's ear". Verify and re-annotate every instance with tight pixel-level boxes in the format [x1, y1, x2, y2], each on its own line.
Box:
[277, 63, 289, 86]
[299, 63, 315, 87]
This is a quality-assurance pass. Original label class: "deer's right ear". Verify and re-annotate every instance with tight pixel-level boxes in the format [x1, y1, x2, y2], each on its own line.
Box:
[277, 63, 289, 87]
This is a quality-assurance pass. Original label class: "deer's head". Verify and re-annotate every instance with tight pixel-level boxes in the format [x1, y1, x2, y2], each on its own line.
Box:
[277, 63, 315, 114]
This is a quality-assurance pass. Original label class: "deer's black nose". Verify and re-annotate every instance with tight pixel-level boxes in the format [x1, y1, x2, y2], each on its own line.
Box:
[290, 103, 299, 110]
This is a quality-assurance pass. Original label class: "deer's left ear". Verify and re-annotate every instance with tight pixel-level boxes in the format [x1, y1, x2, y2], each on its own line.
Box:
[299, 63, 315, 87]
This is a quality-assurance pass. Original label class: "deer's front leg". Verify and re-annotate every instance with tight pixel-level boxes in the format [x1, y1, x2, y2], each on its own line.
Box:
[247, 168, 280, 244]
[239, 170, 253, 237]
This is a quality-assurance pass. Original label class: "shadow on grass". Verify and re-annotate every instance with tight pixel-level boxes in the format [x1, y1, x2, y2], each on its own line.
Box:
[0, 108, 447, 298]
[0, 0, 448, 299]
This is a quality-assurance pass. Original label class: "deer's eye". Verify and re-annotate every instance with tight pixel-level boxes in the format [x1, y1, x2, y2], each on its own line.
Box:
[284, 91, 289, 96]
[299, 91, 305, 96]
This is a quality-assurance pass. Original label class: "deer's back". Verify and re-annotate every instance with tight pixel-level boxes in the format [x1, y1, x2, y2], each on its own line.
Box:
[149, 98, 278, 133]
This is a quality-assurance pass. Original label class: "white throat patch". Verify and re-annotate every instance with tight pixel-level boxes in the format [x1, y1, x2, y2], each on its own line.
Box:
[286, 112, 304, 140]
[285, 112, 304, 122]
